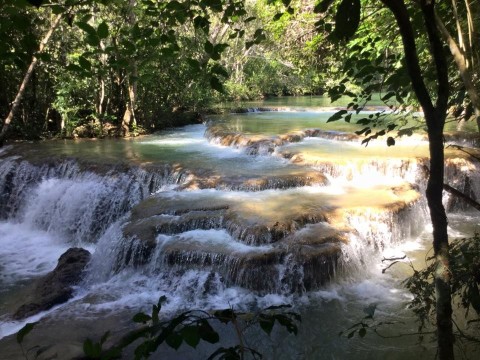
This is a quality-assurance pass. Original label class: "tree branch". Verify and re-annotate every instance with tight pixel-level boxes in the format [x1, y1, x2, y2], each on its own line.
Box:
[443, 184, 480, 212]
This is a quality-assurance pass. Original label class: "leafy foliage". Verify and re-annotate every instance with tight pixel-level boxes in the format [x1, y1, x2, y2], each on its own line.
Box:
[404, 233, 480, 339]
[82, 297, 299, 359]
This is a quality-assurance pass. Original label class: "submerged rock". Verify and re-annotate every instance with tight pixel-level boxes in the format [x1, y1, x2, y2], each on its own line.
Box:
[115, 183, 423, 293]
[14, 248, 91, 320]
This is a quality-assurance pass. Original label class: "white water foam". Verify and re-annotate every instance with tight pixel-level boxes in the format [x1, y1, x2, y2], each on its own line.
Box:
[0, 221, 69, 285]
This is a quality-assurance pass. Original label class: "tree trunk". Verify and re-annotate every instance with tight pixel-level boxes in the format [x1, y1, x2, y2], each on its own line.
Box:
[380, 0, 454, 358]
[120, 0, 138, 137]
[0, 13, 62, 147]
[435, 12, 480, 132]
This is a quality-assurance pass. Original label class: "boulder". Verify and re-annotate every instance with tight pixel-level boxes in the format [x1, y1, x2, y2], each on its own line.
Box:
[14, 248, 91, 320]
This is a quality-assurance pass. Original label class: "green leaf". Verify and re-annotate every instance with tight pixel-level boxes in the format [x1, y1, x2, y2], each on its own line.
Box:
[76, 21, 96, 36]
[467, 283, 480, 314]
[273, 12, 283, 21]
[253, 28, 266, 43]
[132, 312, 152, 324]
[213, 309, 236, 323]
[333, 0, 361, 41]
[259, 315, 275, 335]
[122, 40, 136, 55]
[199, 320, 220, 344]
[86, 34, 100, 47]
[203, 0, 223, 12]
[210, 76, 224, 93]
[78, 56, 92, 71]
[66, 63, 84, 73]
[26, 0, 43, 7]
[100, 331, 110, 345]
[152, 305, 160, 325]
[194, 16, 210, 32]
[97, 22, 109, 39]
[327, 109, 348, 122]
[165, 332, 183, 350]
[211, 64, 229, 78]
[17, 322, 37, 344]
[83, 338, 102, 357]
[36, 52, 51, 62]
[381, 91, 396, 102]
[275, 314, 298, 335]
[181, 326, 200, 348]
[204, 40, 214, 54]
[83, 338, 94, 356]
[355, 127, 370, 136]
[314, 0, 335, 13]
[214, 43, 229, 54]
[167, 1, 184, 11]
[187, 58, 201, 71]
[51, 5, 65, 14]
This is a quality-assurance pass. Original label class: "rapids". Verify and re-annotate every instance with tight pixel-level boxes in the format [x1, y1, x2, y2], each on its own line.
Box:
[0, 107, 479, 359]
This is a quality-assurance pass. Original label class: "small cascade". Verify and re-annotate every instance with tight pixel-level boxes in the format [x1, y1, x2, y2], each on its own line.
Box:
[316, 158, 427, 187]
[0, 157, 192, 221]
[1, 108, 480, 348]
[444, 157, 480, 211]
[98, 182, 425, 295]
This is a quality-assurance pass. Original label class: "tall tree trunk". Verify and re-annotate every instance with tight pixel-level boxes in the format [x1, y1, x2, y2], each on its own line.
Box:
[121, 0, 138, 137]
[435, 12, 480, 132]
[380, 0, 454, 359]
[0, 13, 62, 147]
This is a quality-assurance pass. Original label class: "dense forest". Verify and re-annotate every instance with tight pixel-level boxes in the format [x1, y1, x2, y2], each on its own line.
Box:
[1, 0, 330, 141]
[1, 1, 480, 359]
[1, 0, 478, 143]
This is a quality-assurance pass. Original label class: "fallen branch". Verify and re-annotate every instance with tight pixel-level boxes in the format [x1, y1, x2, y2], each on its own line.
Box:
[382, 255, 407, 262]
[446, 144, 480, 162]
[443, 184, 480, 212]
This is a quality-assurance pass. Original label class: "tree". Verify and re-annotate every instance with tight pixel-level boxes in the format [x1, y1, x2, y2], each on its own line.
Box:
[0, 0, 260, 143]
[315, 0, 454, 358]
[0, 7, 62, 146]
[434, 1, 480, 132]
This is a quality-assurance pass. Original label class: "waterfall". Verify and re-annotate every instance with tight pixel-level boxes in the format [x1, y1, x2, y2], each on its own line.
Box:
[1, 110, 479, 344]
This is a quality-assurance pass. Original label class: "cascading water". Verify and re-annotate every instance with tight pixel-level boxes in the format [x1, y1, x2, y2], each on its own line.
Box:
[0, 110, 479, 359]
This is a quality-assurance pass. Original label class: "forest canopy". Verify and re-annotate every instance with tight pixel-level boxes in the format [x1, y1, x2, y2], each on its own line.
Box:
[1, 0, 479, 141]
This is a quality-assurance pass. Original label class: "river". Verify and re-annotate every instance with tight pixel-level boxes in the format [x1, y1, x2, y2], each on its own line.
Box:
[0, 103, 479, 359]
